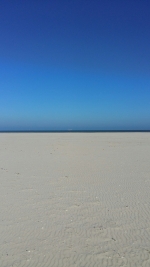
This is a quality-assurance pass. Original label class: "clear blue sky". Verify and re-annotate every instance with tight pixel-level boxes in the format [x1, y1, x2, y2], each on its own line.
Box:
[0, 0, 150, 130]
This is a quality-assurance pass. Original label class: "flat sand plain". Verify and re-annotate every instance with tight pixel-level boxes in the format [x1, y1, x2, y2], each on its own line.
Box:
[0, 133, 150, 267]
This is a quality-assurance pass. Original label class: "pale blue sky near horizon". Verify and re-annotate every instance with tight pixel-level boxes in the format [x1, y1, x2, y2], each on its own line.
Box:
[0, 0, 150, 130]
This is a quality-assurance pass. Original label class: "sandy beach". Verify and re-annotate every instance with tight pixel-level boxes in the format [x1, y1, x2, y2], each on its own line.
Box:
[0, 132, 150, 267]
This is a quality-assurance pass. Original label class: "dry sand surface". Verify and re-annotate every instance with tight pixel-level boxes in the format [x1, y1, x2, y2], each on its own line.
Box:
[0, 132, 150, 267]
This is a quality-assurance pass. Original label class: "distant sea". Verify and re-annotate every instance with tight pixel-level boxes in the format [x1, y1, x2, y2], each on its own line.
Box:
[0, 130, 150, 133]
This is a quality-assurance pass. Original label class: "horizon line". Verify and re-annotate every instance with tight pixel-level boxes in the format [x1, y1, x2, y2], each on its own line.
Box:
[0, 130, 150, 133]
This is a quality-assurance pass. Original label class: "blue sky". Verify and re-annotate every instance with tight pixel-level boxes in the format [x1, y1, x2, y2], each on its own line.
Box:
[0, 0, 150, 130]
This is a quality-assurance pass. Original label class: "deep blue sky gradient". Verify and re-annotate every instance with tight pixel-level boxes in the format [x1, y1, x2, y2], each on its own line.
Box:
[0, 0, 150, 130]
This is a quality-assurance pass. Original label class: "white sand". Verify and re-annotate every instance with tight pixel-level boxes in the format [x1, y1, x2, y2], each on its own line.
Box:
[0, 132, 150, 267]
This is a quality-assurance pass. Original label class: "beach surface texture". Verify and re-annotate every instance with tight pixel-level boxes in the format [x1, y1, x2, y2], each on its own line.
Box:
[0, 132, 150, 267]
